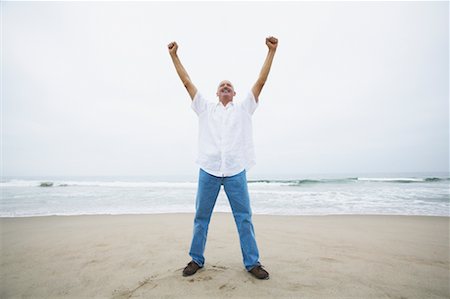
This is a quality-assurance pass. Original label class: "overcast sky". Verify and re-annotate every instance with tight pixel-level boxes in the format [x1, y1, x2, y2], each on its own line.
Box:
[2, 1, 449, 178]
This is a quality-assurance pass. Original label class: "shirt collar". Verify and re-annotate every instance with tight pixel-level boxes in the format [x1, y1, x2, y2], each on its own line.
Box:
[217, 101, 234, 109]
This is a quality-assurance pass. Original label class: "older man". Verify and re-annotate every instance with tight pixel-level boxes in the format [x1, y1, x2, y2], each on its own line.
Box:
[168, 36, 278, 280]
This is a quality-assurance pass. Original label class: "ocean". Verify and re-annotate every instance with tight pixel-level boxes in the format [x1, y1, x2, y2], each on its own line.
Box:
[1, 173, 449, 217]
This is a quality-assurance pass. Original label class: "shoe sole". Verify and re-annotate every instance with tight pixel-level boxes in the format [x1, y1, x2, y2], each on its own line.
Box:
[255, 276, 269, 280]
[249, 273, 270, 280]
[182, 267, 203, 277]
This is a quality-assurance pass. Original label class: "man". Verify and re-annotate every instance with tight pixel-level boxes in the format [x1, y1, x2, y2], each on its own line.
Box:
[168, 36, 278, 280]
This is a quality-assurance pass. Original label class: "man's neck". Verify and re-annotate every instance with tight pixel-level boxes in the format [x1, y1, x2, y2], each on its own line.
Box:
[219, 98, 233, 106]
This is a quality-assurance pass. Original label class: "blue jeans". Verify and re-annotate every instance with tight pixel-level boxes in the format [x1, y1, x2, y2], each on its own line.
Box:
[189, 168, 261, 271]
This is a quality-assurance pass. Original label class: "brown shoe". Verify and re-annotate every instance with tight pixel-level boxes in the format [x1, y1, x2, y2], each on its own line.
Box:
[248, 265, 269, 280]
[182, 261, 202, 277]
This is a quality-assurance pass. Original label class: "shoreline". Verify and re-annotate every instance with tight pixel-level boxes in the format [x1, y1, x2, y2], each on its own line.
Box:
[1, 212, 449, 219]
[1, 213, 449, 298]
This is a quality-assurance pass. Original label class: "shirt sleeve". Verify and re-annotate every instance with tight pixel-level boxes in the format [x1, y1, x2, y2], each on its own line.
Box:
[241, 91, 259, 115]
[191, 91, 208, 116]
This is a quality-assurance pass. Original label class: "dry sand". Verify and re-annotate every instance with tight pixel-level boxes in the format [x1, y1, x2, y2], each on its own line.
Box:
[1, 213, 449, 298]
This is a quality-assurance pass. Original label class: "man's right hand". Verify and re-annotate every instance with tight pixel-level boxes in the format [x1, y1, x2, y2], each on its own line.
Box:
[168, 41, 178, 55]
[266, 36, 278, 51]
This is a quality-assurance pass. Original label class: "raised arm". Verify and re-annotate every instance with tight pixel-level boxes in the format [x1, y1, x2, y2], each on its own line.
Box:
[168, 41, 198, 100]
[252, 36, 278, 102]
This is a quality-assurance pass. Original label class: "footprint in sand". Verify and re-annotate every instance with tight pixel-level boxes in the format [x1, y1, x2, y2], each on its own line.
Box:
[211, 265, 228, 270]
[112, 275, 158, 299]
[319, 257, 339, 263]
[219, 283, 237, 291]
[211, 265, 228, 271]
[188, 275, 213, 282]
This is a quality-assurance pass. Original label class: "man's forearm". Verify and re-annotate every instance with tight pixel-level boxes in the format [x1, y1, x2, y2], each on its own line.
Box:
[170, 53, 192, 86]
[167, 41, 197, 100]
[252, 36, 278, 101]
[256, 49, 276, 85]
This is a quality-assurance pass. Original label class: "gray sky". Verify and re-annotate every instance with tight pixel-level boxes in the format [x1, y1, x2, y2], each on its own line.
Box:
[2, 1, 449, 178]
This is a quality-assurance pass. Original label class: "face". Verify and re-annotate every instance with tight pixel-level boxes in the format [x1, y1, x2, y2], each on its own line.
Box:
[216, 80, 236, 101]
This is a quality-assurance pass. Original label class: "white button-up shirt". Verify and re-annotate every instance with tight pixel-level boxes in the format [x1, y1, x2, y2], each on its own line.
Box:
[191, 91, 258, 177]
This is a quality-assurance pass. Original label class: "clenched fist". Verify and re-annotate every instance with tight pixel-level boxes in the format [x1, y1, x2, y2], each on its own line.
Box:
[266, 36, 278, 51]
[168, 41, 178, 55]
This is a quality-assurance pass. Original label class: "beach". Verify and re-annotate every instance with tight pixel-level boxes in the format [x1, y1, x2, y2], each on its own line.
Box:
[1, 213, 448, 298]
